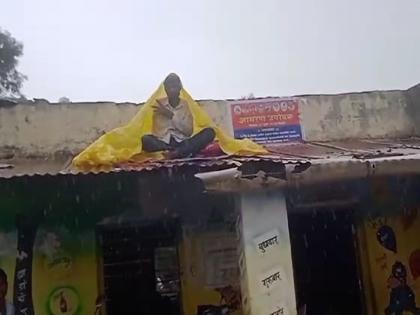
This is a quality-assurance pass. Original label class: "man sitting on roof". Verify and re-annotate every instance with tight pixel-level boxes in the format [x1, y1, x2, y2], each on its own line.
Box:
[72, 73, 266, 170]
[142, 73, 215, 159]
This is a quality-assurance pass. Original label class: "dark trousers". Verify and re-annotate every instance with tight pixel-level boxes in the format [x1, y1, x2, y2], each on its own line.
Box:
[142, 128, 216, 158]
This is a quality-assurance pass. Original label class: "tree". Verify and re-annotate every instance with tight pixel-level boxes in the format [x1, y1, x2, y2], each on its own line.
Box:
[240, 93, 255, 100]
[58, 97, 70, 103]
[0, 29, 26, 97]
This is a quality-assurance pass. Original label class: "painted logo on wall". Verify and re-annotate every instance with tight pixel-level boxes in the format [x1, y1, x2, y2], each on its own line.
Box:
[48, 287, 80, 315]
[40, 233, 73, 279]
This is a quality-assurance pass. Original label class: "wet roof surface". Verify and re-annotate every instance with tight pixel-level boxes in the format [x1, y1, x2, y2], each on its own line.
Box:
[2, 138, 420, 179]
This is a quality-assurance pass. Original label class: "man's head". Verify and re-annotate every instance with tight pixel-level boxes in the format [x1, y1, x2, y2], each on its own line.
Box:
[163, 73, 182, 103]
[0, 269, 8, 300]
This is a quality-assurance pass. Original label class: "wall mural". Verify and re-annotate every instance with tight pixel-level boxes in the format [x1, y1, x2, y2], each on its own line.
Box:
[410, 250, 420, 281]
[376, 225, 397, 254]
[0, 228, 97, 315]
[0, 176, 136, 315]
[360, 178, 420, 315]
[385, 261, 420, 315]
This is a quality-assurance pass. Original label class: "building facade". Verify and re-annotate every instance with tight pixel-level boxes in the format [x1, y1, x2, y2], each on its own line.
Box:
[1, 84, 420, 315]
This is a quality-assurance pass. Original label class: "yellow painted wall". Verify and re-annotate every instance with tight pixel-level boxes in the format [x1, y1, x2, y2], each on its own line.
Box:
[32, 255, 98, 315]
[358, 209, 420, 315]
[1, 225, 242, 315]
[179, 229, 242, 315]
[0, 229, 99, 315]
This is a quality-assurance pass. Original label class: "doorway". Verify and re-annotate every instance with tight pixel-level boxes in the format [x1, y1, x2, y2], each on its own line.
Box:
[97, 219, 181, 315]
[288, 209, 364, 315]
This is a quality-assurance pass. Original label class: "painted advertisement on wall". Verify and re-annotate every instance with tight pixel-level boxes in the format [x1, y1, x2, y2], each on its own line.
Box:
[0, 228, 98, 315]
[230, 98, 302, 144]
[0, 174, 138, 315]
[358, 179, 420, 315]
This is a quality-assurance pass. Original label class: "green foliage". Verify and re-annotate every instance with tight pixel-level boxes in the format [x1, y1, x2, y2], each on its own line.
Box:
[0, 29, 26, 97]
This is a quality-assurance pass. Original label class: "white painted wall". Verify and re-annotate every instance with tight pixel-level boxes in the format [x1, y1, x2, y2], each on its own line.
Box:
[238, 191, 297, 315]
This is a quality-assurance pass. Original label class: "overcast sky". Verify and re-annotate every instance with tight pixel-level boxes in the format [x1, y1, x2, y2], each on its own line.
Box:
[1, 0, 420, 102]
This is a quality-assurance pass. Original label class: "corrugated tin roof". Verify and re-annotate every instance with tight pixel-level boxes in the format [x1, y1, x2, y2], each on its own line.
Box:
[0, 156, 70, 179]
[0, 154, 305, 179]
[2, 138, 420, 179]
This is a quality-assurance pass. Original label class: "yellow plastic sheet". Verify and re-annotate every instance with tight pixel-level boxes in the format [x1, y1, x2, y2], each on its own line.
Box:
[72, 83, 267, 170]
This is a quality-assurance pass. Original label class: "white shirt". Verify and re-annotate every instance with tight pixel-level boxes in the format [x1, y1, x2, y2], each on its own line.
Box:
[152, 98, 193, 144]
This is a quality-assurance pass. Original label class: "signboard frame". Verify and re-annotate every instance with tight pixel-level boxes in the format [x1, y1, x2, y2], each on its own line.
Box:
[230, 98, 302, 144]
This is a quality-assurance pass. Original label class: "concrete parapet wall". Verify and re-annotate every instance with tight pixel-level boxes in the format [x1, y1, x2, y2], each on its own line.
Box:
[0, 85, 418, 157]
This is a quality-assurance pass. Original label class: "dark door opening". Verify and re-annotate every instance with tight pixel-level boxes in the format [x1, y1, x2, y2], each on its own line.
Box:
[288, 209, 364, 315]
[97, 220, 181, 315]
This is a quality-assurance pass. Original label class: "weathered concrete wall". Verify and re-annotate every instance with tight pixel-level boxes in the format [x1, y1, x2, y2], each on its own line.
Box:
[0, 86, 418, 157]
[405, 83, 420, 135]
[300, 90, 414, 141]
[0, 100, 234, 157]
[0, 102, 137, 157]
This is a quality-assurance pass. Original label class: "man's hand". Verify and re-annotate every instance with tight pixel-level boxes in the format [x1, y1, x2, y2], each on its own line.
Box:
[153, 99, 174, 118]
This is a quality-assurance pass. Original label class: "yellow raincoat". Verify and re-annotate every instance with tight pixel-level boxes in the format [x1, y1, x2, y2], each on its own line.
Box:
[72, 83, 267, 170]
